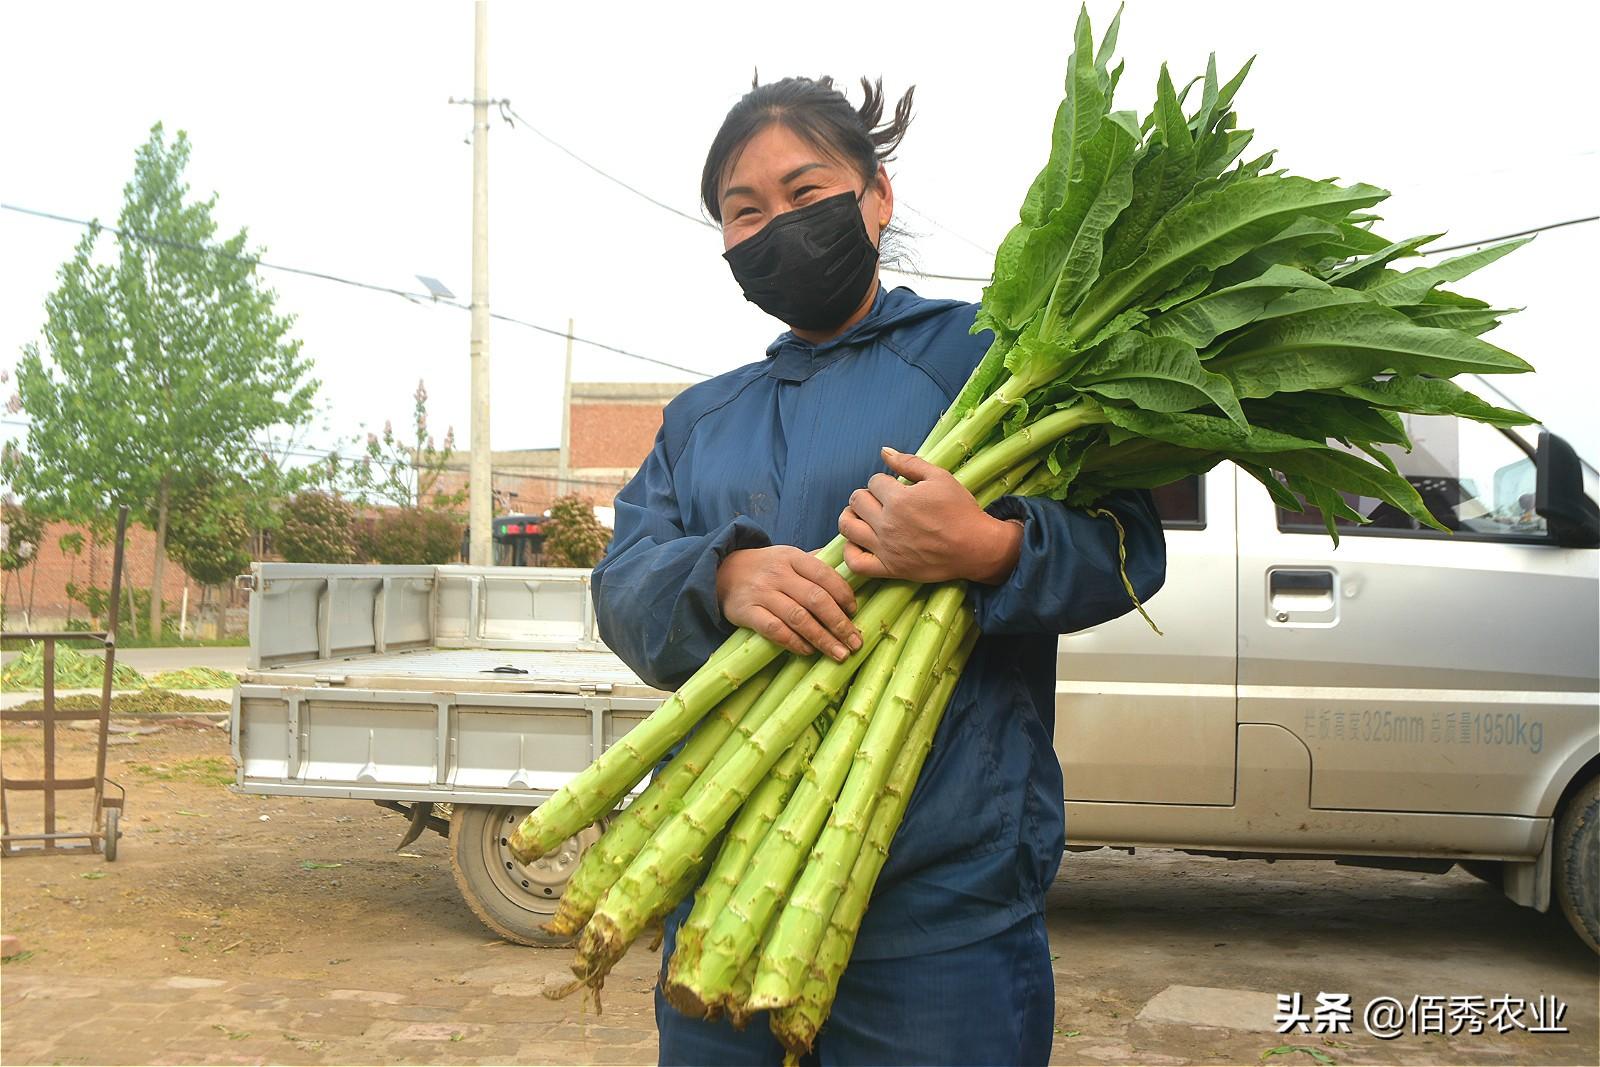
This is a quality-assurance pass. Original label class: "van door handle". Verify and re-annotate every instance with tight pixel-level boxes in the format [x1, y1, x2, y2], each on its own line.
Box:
[1270, 570, 1334, 594]
[1267, 568, 1339, 625]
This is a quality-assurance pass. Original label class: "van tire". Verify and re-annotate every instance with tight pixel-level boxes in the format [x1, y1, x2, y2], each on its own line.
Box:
[1554, 774, 1599, 954]
[448, 803, 601, 948]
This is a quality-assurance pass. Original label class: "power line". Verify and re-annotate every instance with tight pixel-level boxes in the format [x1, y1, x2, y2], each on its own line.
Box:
[499, 103, 717, 231]
[1422, 215, 1598, 255]
[0, 417, 635, 493]
[898, 202, 995, 258]
[0, 202, 715, 379]
[10, 198, 1593, 364]
[495, 102, 993, 283]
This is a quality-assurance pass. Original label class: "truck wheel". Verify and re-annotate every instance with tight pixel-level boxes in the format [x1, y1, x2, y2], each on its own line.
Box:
[448, 804, 601, 948]
[1554, 774, 1599, 954]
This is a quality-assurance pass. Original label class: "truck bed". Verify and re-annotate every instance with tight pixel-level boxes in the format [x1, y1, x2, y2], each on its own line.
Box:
[232, 564, 667, 806]
[243, 646, 660, 697]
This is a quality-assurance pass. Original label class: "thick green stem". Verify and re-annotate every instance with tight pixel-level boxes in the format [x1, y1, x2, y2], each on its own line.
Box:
[952, 402, 1106, 495]
[664, 704, 834, 1017]
[918, 335, 1011, 460]
[770, 619, 980, 1054]
[570, 581, 920, 988]
[509, 625, 784, 861]
[921, 358, 1057, 473]
[974, 454, 1048, 509]
[667, 596, 928, 1012]
[748, 583, 970, 1010]
[1013, 462, 1065, 499]
[542, 659, 783, 936]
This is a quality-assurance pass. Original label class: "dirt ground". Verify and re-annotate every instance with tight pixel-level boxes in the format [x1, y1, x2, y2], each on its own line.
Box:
[1, 721, 1595, 1066]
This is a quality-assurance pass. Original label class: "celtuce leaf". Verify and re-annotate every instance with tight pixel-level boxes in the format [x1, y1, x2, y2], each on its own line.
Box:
[1068, 175, 1389, 345]
[1364, 238, 1530, 305]
[1144, 264, 1326, 348]
[1209, 301, 1532, 399]
[978, 7, 1114, 340]
[1325, 232, 1443, 288]
[1074, 332, 1246, 425]
[1337, 376, 1535, 427]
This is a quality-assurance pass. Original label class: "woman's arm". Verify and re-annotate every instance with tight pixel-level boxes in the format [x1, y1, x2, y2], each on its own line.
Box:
[594, 429, 865, 691]
[966, 489, 1166, 636]
[592, 431, 773, 691]
[838, 448, 1166, 635]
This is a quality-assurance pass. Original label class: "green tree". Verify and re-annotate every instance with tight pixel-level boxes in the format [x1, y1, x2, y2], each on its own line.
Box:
[359, 508, 464, 565]
[167, 480, 253, 587]
[275, 491, 357, 563]
[344, 379, 466, 511]
[542, 495, 610, 568]
[2, 123, 317, 638]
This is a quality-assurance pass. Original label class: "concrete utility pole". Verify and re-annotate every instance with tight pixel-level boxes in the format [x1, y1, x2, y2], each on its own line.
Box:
[559, 318, 574, 498]
[468, 0, 492, 566]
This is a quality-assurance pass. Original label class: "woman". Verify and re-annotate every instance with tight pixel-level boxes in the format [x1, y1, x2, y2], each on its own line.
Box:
[592, 75, 1167, 1067]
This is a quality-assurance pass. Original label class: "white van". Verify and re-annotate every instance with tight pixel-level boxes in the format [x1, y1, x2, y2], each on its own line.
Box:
[1058, 415, 1599, 951]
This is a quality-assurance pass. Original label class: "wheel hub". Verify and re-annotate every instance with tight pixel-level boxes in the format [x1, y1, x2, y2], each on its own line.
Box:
[488, 807, 599, 913]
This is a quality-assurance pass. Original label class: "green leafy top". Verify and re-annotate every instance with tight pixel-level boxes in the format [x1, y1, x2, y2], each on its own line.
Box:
[933, 6, 1536, 543]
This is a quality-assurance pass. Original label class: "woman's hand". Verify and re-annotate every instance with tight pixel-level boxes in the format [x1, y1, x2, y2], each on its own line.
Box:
[839, 447, 1023, 585]
[716, 546, 863, 661]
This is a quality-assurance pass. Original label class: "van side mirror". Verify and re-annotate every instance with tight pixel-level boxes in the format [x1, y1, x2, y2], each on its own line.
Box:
[1535, 431, 1600, 548]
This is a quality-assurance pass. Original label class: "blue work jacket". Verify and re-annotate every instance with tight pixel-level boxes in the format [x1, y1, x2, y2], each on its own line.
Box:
[592, 285, 1167, 960]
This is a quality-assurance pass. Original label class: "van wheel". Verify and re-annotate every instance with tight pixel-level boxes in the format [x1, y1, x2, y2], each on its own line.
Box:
[1554, 774, 1599, 954]
[448, 804, 601, 948]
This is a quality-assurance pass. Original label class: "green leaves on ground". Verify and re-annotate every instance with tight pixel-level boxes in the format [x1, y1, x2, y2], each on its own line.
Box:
[1261, 1045, 1337, 1066]
[0, 641, 147, 691]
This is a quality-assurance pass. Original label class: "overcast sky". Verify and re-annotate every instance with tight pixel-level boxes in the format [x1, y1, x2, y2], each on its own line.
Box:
[3, 0, 1596, 470]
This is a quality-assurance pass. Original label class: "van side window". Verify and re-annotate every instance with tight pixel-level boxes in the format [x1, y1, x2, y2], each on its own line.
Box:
[1152, 475, 1205, 530]
[1276, 415, 1549, 542]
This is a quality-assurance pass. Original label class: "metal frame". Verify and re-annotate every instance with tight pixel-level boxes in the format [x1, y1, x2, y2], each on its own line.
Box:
[238, 562, 604, 670]
[231, 681, 659, 807]
[1, 506, 130, 859]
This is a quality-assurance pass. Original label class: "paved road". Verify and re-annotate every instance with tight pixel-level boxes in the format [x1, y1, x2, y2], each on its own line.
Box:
[1, 645, 249, 674]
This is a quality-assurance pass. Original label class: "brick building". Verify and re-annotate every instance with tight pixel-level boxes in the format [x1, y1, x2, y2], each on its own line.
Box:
[2, 380, 687, 630]
[433, 381, 688, 518]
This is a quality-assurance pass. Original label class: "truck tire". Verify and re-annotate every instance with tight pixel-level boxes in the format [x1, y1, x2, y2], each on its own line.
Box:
[1554, 774, 1599, 954]
[448, 804, 601, 948]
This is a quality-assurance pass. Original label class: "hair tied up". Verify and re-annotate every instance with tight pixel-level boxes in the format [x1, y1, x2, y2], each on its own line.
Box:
[700, 74, 916, 224]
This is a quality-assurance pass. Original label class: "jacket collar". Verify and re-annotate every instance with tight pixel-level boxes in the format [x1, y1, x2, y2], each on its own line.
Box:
[763, 284, 957, 383]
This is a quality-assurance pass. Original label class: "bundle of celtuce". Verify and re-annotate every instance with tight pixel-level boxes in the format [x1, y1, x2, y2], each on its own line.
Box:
[508, 6, 1534, 1055]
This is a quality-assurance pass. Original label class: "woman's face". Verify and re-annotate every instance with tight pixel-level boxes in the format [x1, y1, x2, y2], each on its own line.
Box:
[717, 122, 893, 253]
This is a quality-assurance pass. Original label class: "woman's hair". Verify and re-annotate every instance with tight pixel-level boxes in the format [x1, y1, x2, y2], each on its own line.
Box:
[699, 75, 915, 225]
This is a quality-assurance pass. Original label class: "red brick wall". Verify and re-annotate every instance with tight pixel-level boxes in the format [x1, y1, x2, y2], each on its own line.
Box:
[1, 520, 214, 631]
[570, 403, 667, 471]
[432, 470, 632, 517]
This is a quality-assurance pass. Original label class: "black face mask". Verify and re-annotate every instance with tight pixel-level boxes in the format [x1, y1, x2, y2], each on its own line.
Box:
[723, 190, 880, 332]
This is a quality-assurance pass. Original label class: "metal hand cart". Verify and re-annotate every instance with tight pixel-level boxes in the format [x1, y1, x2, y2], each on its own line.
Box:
[1, 506, 130, 860]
